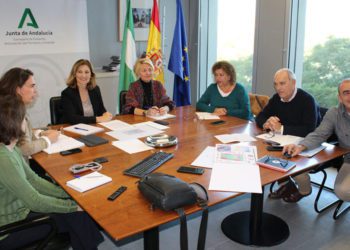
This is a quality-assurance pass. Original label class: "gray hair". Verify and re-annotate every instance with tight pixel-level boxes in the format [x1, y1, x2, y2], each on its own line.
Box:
[339, 78, 350, 93]
[274, 68, 296, 81]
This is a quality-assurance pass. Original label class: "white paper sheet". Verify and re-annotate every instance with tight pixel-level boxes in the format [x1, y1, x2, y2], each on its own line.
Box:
[43, 134, 84, 154]
[299, 142, 331, 157]
[99, 120, 133, 131]
[209, 163, 262, 193]
[195, 112, 220, 120]
[256, 133, 303, 146]
[134, 121, 169, 130]
[191, 146, 216, 168]
[106, 125, 163, 140]
[147, 113, 176, 120]
[215, 133, 257, 143]
[112, 139, 153, 154]
[63, 123, 104, 136]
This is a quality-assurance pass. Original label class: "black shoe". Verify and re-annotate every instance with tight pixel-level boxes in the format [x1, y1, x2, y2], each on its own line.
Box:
[268, 181, 297, 199]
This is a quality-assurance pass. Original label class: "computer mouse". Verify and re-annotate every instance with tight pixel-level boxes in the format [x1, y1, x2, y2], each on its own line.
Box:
[283, 152, 292, 159]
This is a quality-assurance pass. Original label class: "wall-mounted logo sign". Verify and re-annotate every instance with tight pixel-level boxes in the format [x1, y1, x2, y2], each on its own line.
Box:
[18, 8, 39, 29]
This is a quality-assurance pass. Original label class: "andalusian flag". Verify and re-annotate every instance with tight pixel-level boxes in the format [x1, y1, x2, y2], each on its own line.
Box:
[146, 0, 164, 83]
[118, 0, 137, 93]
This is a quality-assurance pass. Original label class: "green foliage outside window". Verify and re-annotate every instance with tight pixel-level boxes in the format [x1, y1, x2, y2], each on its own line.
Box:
[228, 37, 350, 108]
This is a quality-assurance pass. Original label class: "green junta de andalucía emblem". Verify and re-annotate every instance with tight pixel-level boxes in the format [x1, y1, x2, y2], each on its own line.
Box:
[18, 8, 39, 29]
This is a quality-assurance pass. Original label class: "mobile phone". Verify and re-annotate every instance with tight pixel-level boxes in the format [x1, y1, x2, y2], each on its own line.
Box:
[211, 120, 225, 125]
[60, 148, 82, 156]
[153, 120, 170, 126]
[177, 166, 205, 175]
[93, 157, 108, 164]
[266, 145, 283, 151]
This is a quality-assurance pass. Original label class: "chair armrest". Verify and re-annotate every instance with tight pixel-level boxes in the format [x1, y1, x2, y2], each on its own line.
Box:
[0, 214, 56, 236]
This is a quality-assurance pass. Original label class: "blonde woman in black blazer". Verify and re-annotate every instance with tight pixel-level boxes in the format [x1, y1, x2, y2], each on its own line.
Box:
[61, 59, 112, 124]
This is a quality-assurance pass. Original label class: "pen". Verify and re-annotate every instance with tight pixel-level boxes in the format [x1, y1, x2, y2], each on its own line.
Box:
[74, 127, 88, 131]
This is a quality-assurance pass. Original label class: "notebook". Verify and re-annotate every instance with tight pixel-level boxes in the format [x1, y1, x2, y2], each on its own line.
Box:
[66, 172, 112, 192]
[63, 123, 104, 136]
[43, 134, 84, 154]
[76, 134, 109, 147]
[256, 155, 296, 172]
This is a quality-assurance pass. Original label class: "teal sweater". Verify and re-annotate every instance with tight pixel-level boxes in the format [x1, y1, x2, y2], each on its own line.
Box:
[196, 83, 252, 120]
[0, 144, 77, 239]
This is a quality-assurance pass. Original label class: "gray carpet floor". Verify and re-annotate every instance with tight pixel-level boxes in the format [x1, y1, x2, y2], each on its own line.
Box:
[75, 168, 350, 250]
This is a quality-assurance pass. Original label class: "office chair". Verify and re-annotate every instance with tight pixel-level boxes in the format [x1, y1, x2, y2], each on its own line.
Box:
[248, 93, 269, 116]
[119, 90, 128, 114]
[49, 96, 62, 125]
[0, 214, 57, 250]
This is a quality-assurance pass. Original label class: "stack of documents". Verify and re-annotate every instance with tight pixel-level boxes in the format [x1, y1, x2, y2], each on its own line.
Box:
[196, 112, 220, 120]
[43, 134, 84, 154]
[215, 133, 256, 143]
[192, 144, 262, 193]
[256, 133, 303, 146]
[66, 172, 112, 192]
[63, 123, 104, 135]
[147, 113, 176, 120]
[99, 120, 132, 131]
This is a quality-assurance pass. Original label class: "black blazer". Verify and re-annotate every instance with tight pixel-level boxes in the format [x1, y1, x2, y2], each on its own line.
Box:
[61, 86, 107, 124]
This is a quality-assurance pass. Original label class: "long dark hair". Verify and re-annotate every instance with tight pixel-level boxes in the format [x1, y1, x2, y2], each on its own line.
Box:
[0, 68, 33, 97]
[0, 96, 26, 145]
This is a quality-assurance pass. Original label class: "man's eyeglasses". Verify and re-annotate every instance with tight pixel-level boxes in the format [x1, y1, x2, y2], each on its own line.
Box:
[264, 156, 288, 168]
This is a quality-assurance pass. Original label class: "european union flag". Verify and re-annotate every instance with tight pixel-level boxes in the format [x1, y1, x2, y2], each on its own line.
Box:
[168, 0, 191, 106]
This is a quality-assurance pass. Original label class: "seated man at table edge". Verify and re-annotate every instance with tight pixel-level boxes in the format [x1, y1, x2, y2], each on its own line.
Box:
[256, 68, 321, 202]
[0, 96, 103, 249]
[284, 79, 350, 202]
[122, 57, 175, 116]
[196, 60, 252, 120]
[61, 59, 113, 124]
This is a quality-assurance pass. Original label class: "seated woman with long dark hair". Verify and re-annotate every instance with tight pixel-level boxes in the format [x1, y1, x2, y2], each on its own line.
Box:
[0, 96, 103, 250]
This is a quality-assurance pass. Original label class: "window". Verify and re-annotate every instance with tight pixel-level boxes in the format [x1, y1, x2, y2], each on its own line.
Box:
[215, 0, 256, 92]
[297, 0, 350, 108]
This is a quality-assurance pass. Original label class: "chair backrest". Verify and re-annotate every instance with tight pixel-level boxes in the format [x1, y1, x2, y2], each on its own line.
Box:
[49, 96, 63, 125]
[249, 93, 270, 116]
[319, 106, 338, 143]
[119, 90, 128, 114]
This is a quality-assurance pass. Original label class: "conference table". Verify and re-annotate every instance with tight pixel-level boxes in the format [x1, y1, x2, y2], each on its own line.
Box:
[33, 106, 349, 249]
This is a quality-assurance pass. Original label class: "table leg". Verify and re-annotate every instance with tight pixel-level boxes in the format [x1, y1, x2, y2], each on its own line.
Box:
[221, 187, 289, 246]
[144, 226, 159, 250]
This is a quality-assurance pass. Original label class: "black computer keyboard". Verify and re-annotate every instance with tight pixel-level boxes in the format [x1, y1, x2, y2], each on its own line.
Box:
[123, 151, 174, 178]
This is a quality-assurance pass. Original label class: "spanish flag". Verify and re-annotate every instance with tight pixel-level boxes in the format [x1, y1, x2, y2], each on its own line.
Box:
[146, 0, 164, 83]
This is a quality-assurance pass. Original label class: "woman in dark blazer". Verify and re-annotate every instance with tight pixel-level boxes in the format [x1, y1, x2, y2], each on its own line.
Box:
[61, 59, 112, 124]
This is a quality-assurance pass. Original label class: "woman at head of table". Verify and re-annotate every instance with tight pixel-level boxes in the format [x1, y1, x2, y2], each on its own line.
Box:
[0, 96, 103, 250]
[0, 67, 59, 161]
[61, 59, 113, 124]
[196, 60, 252, 120]
[122, 57, 175, 116]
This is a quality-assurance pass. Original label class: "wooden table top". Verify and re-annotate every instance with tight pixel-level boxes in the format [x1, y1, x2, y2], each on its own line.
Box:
[33, 106, 349, 240]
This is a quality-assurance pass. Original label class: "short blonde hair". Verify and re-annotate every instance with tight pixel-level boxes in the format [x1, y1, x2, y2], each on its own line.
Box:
[66, 59, 96, 90]
[133, 58, 154, 77]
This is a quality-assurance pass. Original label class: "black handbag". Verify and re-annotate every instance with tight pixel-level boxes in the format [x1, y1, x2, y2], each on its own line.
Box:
[138, 172, 209, 250]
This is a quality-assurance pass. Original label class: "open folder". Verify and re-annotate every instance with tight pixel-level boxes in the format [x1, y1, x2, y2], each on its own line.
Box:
[66, 172, 112, 192]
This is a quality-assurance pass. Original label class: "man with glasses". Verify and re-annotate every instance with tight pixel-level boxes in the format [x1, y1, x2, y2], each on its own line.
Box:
[256, 68, 320, 202]
[284, 79, 350, 202]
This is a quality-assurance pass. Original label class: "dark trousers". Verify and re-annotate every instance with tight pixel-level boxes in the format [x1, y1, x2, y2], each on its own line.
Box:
[0, 211, 103, 250]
